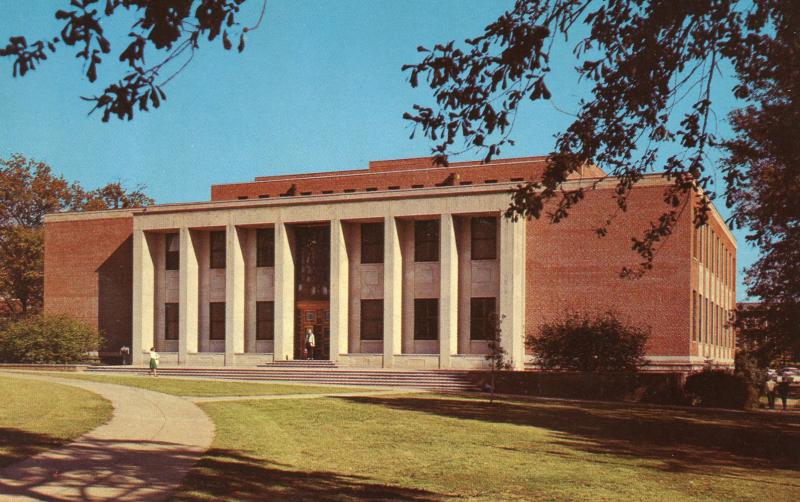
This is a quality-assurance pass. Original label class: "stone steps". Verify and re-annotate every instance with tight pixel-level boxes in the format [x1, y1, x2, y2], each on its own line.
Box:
[85, 366, 479, 391]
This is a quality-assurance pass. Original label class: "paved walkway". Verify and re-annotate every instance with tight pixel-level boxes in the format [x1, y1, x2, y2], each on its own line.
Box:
[0, 373, 214, 501]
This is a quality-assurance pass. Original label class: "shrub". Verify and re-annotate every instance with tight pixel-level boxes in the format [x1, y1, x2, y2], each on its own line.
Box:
[527, 311, 650, 372]
[684, 370, 758, 409]
[0, 314, 102, 364]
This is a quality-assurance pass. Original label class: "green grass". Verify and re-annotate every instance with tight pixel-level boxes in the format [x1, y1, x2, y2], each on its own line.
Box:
[43, 372, 361, 397]
[0, 375, 113, 468]
[173, 393, 800, 502]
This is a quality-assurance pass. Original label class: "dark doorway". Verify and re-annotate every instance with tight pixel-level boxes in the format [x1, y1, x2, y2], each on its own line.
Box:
[295, 300, 330, 360]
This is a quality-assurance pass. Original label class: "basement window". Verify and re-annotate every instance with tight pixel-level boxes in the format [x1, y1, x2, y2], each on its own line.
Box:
[388, 186, 400, 190]
[237, 196, 248, 200]
[322, 190, 334, 194]
[300, 191, 312, 196]
[366, 187, 378, 192]
[460, 181, 473, 185]
[510, 177, 524, 182]
[258, 194, 270, 199]
[344, 188, 356, 193]
[484, 179, 498, 184]
[412, 184, 424, 189]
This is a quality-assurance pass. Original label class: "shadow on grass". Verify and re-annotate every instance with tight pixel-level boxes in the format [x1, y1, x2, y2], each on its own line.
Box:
[0, 427, 63, 469]
[173, 448, 442, 502]
[340, 395, 800, 475]
[0, 429, 439, 502]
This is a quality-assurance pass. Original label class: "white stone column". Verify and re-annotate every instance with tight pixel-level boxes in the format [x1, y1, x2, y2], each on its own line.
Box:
[225, 224, 245, 365]
[244, 229, 257, 354]
[499, 215, 526, 370]
[329, 219, 349, 361]
[439, 213, 458, 368]
[178, 227, 199, 364]
[383, 215, 402, 368]
[132, 230, 155, 365]
[274, 221, 295, 360]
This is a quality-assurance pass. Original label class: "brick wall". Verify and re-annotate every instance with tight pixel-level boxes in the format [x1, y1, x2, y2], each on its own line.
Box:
[44, 215, 134, 353]
[525, 183, 694, 357]
[210, 156, 604, 201]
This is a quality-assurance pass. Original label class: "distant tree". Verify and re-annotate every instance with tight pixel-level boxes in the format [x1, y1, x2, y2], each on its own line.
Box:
[403, 1, 796, 275]
[528, 311, 649, 372]
[0, 0, 267, 122]
[0, 153, 153, 314]
[0, 314, 102, 364]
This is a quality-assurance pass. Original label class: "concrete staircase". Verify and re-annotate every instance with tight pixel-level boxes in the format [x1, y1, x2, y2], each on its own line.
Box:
[84, 366, 479, 391]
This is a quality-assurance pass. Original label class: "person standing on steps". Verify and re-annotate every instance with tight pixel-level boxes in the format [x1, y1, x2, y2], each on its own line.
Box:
[149, 347, 160, 377]
[304, 327, 316, 360]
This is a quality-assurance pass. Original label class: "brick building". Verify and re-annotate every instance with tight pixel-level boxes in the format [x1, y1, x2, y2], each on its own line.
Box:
[43, 155, 736, 370]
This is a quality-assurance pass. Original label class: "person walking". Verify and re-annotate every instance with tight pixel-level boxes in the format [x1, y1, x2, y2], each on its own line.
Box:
[149, 347, 160, 377]
[777, 376, 791, 411]
[765, 378, 777, 409]
[120, 345, 130, 365]
[304, 328, 316, 360]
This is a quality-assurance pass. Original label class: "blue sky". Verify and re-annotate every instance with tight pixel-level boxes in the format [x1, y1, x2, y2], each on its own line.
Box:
[0, 1, 755, 300]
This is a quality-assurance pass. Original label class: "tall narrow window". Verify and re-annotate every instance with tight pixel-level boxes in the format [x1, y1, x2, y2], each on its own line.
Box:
[165, 303, 179, 340]
[704, 297, 709, 344]
[692, 291, 697, 342]
[209, 302, 225, 340]
[165, 233, 179, 270]
[471, 217, 497, 260]
[360, 299, 384, 340]
[361, 223, 384, 264]
[470, 297, 496, 340]
[256, 301, 274, 340]
[256, 228, 275, 267]
[693, 223, 700, 259]
[414, 220, 439, 262]
[698, 294, 704, 344]
[210, 231, 226, 269]
[414, 298, 439, 340]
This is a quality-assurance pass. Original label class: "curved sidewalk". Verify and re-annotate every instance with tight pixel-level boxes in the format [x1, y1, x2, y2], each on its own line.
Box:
[0, 373, 214, 501]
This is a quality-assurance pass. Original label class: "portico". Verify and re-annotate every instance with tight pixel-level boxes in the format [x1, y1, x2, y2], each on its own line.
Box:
[130, 184, 527, 369]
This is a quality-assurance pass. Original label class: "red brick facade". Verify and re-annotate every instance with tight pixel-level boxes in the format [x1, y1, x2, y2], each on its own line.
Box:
[44, 214, 135, 355]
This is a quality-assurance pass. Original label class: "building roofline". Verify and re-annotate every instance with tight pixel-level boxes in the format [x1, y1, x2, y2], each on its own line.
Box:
[46, 173, 681, 222]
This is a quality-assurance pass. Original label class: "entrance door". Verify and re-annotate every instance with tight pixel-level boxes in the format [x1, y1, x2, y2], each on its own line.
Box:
[295, 300, 330, 360]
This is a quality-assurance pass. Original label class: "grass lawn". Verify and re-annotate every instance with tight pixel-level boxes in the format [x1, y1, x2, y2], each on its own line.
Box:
[0, 375, 113, 468]
[42, 372, 362, 397]
[173, 393, 800, 502]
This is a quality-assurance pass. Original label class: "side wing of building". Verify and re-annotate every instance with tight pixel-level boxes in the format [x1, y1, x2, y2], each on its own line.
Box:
[44, 211, 136, 357]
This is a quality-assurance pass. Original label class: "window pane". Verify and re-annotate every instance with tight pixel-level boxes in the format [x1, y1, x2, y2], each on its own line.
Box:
[414, 298, 439, 340]
[210, 231, 226, 269]
[471, 217, 497, 260]
[210, 302, 225, 340]
[361, 223, 384, 264]
[165, 233, 180, 270]
[470, 297, 496, 340]
[165, 303, 179, 340]
[360, 299, 383, 340]
[256, 228, 275, 267]
[414, 220, 439, 262]
[256, 301, 274, 340]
